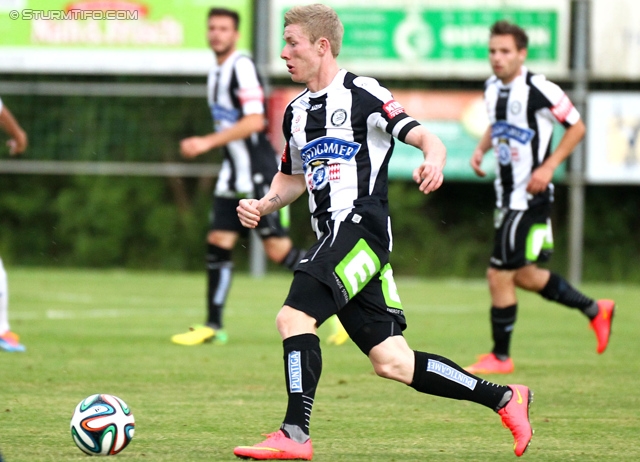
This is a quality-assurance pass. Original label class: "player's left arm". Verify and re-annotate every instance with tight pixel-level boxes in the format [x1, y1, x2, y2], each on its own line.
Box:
[353, 78, 446, 195]
[528, 118, 585, 194]
[527, 79, 586, 194]
[405, 124, 447, 194]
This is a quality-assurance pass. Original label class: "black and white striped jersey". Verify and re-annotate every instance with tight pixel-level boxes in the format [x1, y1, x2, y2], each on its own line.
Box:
[484, 65, 580, 210]
[207, 50, 277, 198]
[280, 69, 420, 238]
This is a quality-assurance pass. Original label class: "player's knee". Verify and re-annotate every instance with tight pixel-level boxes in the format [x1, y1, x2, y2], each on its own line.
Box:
[371, 360, 398, 380]
[367, 335, 414, 383]
[487, 267, 515, 289]
[276, 305, 316, 338]
[370, 353, 413, 383]
[514, 266, 548, 291]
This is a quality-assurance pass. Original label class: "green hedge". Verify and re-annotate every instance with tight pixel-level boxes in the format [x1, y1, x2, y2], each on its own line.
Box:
[1, 173, 639, 282]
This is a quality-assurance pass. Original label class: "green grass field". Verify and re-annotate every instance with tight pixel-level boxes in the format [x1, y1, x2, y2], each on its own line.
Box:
[1, 268, 638, 461]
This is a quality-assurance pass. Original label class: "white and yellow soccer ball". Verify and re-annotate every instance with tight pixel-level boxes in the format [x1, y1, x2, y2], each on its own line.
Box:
[70, 394, 135, 456]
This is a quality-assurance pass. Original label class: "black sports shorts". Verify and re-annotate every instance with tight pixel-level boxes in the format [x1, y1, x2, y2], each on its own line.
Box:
[489, 203, 554, 270]
[210, 196, 289, 239]
[284, 209, 407, 354]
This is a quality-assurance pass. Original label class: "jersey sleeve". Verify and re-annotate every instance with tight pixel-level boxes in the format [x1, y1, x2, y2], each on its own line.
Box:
[280, 104, 304, 175]
[233, 56, 266, 117]
[352, 76, 420, 143]
[530, 74, 580, 127]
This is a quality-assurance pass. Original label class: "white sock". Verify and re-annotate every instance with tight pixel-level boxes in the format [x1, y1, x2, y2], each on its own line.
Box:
[0, 258, 10, 334]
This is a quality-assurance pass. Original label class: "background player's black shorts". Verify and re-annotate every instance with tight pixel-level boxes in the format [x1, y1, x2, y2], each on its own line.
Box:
[490, 203, 554, 270]
[209, 196, 289, 239]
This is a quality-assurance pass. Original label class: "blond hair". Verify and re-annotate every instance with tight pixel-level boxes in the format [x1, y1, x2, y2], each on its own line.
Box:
[284, 4, 344, 57]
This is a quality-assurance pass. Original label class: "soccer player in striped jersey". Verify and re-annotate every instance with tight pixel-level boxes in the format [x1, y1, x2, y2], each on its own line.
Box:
[171, 8, 305, 347]
[466, 21, 615, 375]
[0, 97, 28, 352]
[233, 5, 533, 459]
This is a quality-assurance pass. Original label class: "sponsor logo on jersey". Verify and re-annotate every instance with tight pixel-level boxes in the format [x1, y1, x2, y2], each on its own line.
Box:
[288, 351, 302, 393]
[330, 109, 347, 126]
[491, 121, 535, 145]
[300, 136, 361, 168]
[427, 359, 477, 390]
[382, 99, 405, 119]
[310, 103, 323, 111]
[300, 100, 311, 109]
[211, 103, 240, 125]
[551, 94, 574, 122]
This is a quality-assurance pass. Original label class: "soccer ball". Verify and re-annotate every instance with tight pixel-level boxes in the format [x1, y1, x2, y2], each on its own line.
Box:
[70, 394, 135, 456]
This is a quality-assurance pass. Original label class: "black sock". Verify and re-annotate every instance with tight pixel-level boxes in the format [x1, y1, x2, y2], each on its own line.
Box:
[491, 304, 517, 359]
[539, 272, 597, 319]
[410, 351, 511, 411]
[206, 244, 233, 329]
[280, 247, 306, 272]
[281, 334, 322, 444]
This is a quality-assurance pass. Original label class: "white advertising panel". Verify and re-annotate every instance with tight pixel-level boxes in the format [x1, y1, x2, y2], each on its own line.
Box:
[591, 0, 640, 79]
[587, 93, 640, 184]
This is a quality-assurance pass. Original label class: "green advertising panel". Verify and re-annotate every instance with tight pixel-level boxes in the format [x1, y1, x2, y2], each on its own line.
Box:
[270, 0, 569, 79]
[0, 0, 253, 74]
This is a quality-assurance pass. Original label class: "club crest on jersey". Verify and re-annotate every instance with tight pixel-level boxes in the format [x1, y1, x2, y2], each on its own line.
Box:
[300, 136, 361, 168]
[331, 109, 347, 126]
[497, 142, 512, 165]
[306, 160, 340, 191]
[491, 121, 535, 145]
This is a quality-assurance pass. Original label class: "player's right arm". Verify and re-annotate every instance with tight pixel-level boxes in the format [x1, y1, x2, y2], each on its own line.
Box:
[470, 125, 493, 177]
[0, 101, 28, 156]
[180, 113, 264, 158]
[237, 172, 306, 229]
[182, 56, 267, 158]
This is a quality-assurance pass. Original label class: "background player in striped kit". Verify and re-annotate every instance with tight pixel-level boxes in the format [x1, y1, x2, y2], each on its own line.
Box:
[466, 20, 615, 375]
[0, 97, 28, 352]
[171, 8, 305, 347]
[233, 5, 533, 460]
